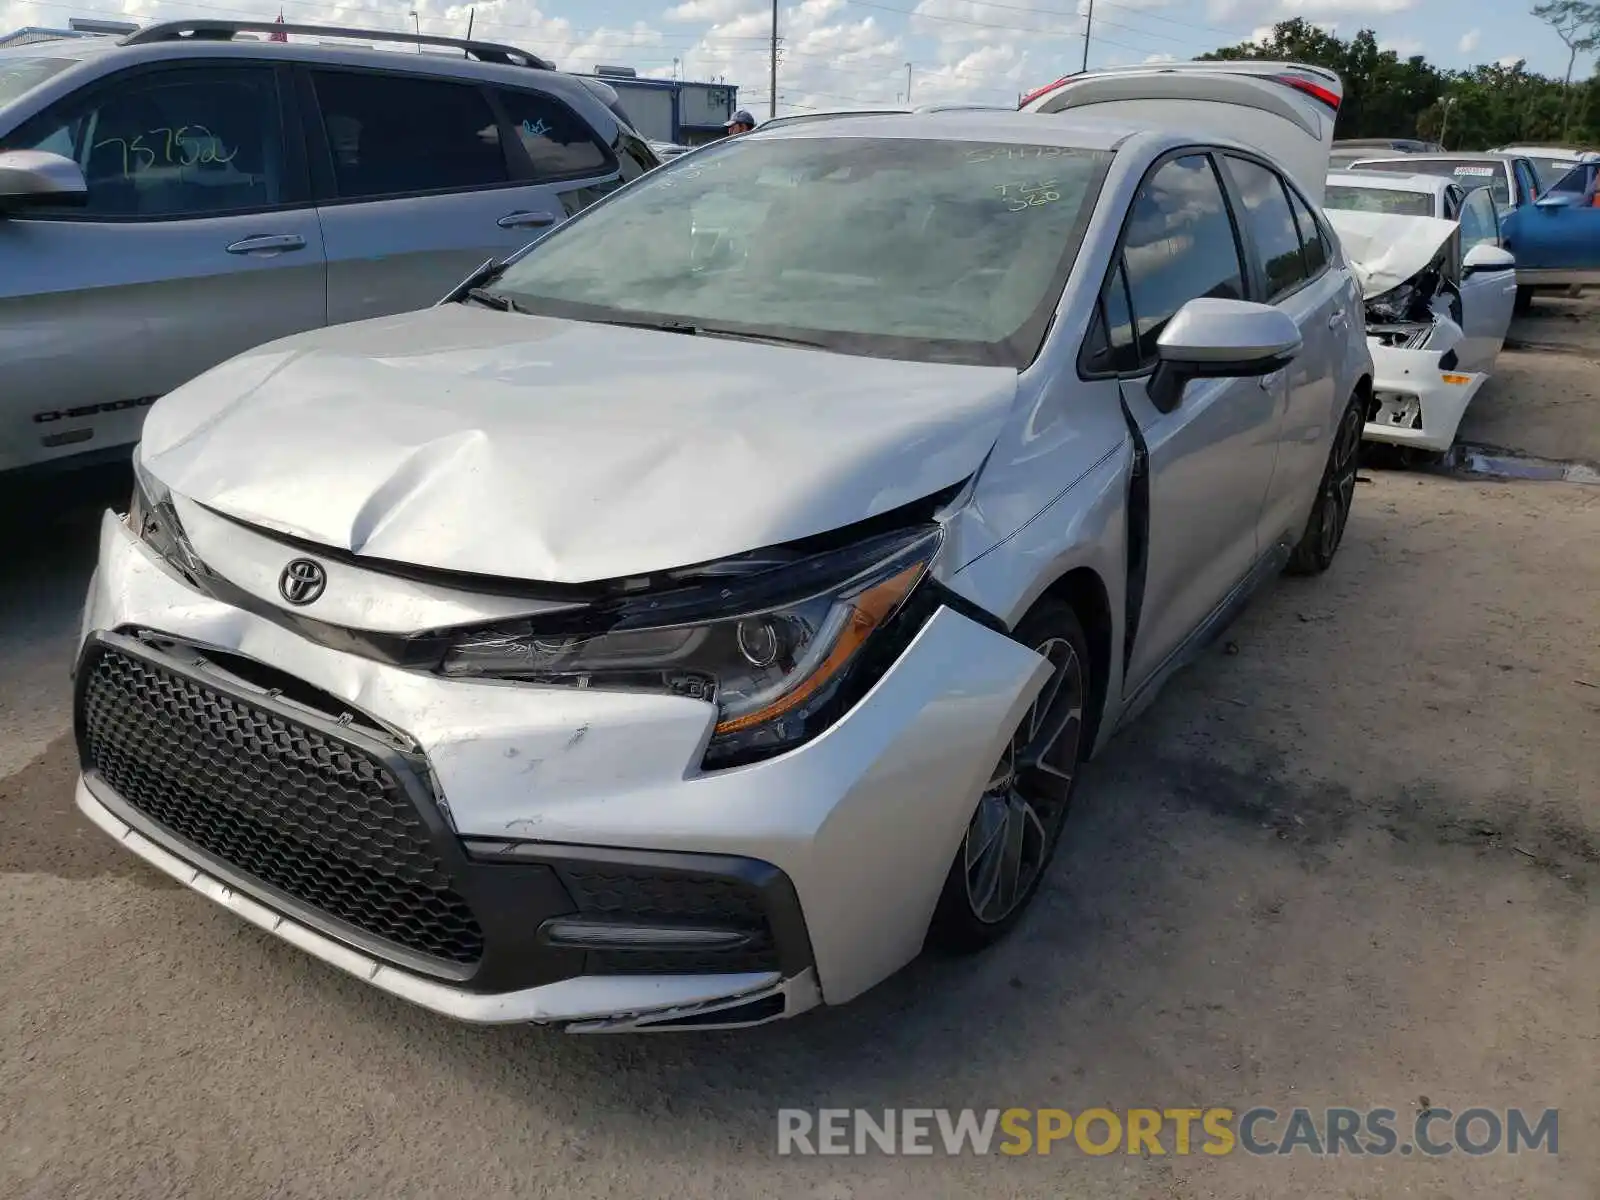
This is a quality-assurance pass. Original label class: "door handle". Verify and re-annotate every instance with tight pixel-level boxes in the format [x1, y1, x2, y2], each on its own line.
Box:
[1327, 308, 1347, 329]
[497, 210, 559, 229]
[225, 233, 307, 255]
[1258, 369, 1281, 391]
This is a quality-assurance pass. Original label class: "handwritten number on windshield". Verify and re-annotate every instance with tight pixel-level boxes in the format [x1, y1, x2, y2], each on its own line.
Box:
[967, 145, 1065, 163]
[91, 125, 237, 177]
[994, 179, 1061, 210]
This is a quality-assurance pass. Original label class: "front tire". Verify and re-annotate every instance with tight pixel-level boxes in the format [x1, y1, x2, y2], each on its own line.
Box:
[1287, 393, 1363, 576]
[927, 598, 1090, 954]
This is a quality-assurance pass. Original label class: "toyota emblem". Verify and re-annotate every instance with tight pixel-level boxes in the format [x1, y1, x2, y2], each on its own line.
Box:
[278, 558, 327, 606]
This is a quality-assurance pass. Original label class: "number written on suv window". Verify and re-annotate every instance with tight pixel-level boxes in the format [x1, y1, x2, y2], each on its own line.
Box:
[494, 88, 612, 180]
[4, 67, 283, 218]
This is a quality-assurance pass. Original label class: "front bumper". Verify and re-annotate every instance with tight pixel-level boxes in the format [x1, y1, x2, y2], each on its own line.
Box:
[1361, 344, 1486, 453]
[75, 510, 1051, 1027]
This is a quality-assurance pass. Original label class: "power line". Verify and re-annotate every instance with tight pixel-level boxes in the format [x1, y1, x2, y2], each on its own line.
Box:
[845, 0, 1173, 58]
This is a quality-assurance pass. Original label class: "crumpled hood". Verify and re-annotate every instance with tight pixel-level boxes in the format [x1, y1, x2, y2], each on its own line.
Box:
[1325, 208, 1459, 298]
[139, 305, 1018, 583]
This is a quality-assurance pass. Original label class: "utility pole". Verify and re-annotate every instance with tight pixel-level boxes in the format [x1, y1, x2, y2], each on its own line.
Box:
[769, 0, 779, 120]
[905, 62, 913, 106]
[1080, 0, 1093, 72]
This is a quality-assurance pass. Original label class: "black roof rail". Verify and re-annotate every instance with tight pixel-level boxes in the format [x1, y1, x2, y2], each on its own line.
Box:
[120, 19, 553, 69]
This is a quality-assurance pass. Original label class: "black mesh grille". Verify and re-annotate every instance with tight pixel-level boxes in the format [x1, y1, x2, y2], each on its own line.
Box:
[79, 644, 484, 967]
[559, 866, 778, 974]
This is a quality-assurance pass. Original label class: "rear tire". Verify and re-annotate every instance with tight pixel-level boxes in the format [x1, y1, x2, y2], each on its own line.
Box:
[926, 598, 1091, 954]
[1287, 393, 1363, 576]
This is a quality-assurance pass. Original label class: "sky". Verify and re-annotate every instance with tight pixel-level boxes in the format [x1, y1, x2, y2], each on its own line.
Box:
[2, 0, 1589, 118]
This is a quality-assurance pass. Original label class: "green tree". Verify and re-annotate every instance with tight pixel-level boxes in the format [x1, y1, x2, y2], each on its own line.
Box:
[1200, 17, 1600, 150]
[1532, 0, 1600, 135]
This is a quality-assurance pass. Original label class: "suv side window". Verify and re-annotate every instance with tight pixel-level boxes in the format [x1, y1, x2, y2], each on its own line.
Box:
[310, 70, 507, 199]
[1459, 187, 1500, 249]
[494, 88, 612, 180]
[1223, 155, 1307, 301]
[1286, 186, 1328, 278]
[3, 66, 287, 218]
[1121, 153, 1246, 368]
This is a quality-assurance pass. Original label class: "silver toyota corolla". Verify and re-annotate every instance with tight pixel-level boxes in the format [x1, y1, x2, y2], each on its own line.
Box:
[75, 66, 1373, 1032]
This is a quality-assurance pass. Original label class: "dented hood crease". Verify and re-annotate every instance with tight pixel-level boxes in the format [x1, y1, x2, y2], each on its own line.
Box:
[1325, 209, 1459, 299]
[138, 306, 1019, 583]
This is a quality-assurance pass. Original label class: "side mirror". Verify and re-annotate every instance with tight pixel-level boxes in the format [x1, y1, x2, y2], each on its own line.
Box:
[1462, 242, 1515, 274]
[0, 149, 87, 212]
[0, 148, 88, 208]
[1148, 298, 1302, 413]
[1535, 194, 1575, 209]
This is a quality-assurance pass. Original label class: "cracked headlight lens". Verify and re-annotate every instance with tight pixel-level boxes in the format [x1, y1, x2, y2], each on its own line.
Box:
[440, 526, 943, 768]
[128, 456, 205, 582]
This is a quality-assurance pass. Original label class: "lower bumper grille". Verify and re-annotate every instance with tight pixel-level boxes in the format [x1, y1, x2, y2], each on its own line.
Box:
[559, 865, 780, 974]
[77, 638, 484, 969]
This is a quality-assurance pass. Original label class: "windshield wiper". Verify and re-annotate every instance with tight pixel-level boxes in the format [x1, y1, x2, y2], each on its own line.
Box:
[585, 315, 830, 350]
[463, 287, 527, 314]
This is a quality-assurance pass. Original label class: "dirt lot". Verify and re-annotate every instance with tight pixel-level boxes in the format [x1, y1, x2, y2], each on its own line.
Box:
[1, 318, 1597, 1198]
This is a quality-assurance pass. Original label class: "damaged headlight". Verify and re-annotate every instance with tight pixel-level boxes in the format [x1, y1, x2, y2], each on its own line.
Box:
[440, 526, 943, 769]
[127, 456, 205, 583]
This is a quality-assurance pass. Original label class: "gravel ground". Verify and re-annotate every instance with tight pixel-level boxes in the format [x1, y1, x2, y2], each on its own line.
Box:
[2, 341, 1597, 1198]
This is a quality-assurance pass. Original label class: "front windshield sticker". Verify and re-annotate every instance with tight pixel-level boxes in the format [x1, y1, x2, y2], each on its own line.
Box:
[1454, 166, 1497, 176]
[995, 180, 1062, 211]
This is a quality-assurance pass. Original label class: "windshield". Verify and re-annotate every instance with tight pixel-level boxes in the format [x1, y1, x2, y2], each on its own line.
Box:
[1528, 155, 1580, 190]
[488, 135, 1111, 368]
[1324, 184, 1433, 217]
[1358, 158, 1509, 206]
[1546, 162, 1594, 196]
[0, 55, 74, 109]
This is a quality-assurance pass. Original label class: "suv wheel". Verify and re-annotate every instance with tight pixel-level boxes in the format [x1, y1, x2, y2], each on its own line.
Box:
[927, 598, 1090, 953]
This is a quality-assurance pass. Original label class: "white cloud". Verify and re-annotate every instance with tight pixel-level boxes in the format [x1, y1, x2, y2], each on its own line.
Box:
[1458, 28, 1479, 54]
[1143, 51, 1176, 62]
[663, 0, 750, 21]
[1276, 0, 1417, 13]
[1497, 54, 1526, 69]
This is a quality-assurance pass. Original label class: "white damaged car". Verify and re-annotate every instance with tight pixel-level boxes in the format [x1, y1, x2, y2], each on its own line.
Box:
[1324, 205, 1516, 452]
[74, 68, 1372, 1031]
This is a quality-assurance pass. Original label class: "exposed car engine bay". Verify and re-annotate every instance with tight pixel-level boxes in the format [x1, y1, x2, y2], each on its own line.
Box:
[1325, 208, 1489, 451]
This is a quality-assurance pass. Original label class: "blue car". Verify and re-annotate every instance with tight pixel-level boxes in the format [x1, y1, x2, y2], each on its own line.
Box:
[1500, 159, 1600, 310]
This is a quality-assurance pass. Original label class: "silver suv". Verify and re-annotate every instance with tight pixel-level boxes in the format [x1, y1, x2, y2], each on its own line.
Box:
[0, 19, 657, 481]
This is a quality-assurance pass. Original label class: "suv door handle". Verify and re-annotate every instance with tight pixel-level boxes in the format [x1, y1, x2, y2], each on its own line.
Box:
[497, 210, 559, 229]
[1258, 369, 1282, 391]
[1327, 308, 1346, 329]
[225, 233, 307, 256]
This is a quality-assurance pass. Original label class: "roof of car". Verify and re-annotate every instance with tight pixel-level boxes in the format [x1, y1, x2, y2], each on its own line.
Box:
[0, 33, 120, 60]
[1326, 169, 1451, 195]
[1353, 151, 1516, 165]
[748, 108, 1139, 151]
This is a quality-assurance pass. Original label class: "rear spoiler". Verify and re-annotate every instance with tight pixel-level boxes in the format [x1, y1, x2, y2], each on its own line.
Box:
[1020, 64, 1342, 115]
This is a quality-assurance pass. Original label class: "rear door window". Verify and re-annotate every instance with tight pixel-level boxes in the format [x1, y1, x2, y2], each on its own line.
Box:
[310, 70, 508, 200]
[1222, 155, 1307, 300]
[1286, 186, 1328, 278]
